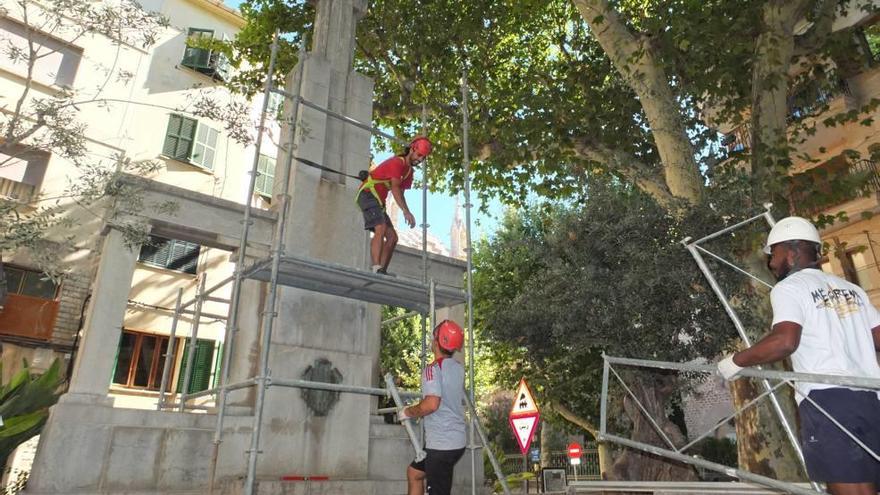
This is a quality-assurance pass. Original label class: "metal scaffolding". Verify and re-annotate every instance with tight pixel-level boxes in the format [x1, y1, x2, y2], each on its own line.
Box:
[597, 355, 880, 495]
[150, 33, 499, 495]
[595, 206, 880, 495]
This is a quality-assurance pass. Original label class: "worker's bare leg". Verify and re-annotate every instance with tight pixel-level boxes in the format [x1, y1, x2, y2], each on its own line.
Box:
[371, 224, 387, 267]
[379, 224, 398, 271]
[407, 465, 425, 495]
[826, 482, 876, 495]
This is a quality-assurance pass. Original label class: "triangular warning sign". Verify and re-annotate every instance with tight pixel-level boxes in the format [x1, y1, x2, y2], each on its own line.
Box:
[509, 378, 539, 416]
[508, 414, 540, 454]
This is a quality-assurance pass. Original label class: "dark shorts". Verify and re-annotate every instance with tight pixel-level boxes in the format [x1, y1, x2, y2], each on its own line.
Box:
[357, 191, 391, 231]
[410, 448, 466, 495]
[798, 388, 880, 484]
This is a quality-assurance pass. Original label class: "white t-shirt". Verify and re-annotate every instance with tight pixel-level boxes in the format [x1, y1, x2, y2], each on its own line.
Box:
[770, 268, 880, 402]
[421, 357, 467, 450]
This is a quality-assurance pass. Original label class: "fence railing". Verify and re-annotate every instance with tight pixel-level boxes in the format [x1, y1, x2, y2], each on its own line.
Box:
[500, 450, 601, 480]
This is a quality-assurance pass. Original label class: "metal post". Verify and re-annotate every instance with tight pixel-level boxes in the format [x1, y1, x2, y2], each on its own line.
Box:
[465, 393, 512, 495]
[243, 39, 307, 495]
[461, 66, 478, 495]
[157, 288, 183, 410]
[684, 234, 820, 492]
[599, 357, 610, 436]
[209, 33, 281, 493]
[384, 373, 426, 462]
[179, 275, 207, 411]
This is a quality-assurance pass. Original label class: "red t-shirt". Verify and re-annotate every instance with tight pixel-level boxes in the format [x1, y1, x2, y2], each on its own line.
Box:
[367, 156, 413, 203]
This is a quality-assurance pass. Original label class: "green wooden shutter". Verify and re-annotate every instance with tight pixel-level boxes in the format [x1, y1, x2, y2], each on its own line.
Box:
[162, 115, 197, 161]
[177, 338, 215, 393]
[138, 236, 172, 267]
[255, 154, 275, 197]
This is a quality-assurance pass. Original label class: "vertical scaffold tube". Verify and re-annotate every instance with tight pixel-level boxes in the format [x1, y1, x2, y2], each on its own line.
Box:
[243, 39, 307, 495]
[684, 239, 821, 493]
[460, 68, 478, 495]
[208, 32, 281, 494]
[419, 104, 430, 446]
[157, 288, 183, 410]
[179, 275, 207, 411]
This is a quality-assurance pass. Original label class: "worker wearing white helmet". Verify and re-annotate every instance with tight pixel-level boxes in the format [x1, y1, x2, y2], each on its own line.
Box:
[717, 216, 880, 495]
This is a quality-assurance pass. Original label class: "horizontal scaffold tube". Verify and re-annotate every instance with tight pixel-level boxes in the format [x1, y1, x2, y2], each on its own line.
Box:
[600, 433, 822, 495]
[604, 355, 880, 390]
[271, 377, 421, 399]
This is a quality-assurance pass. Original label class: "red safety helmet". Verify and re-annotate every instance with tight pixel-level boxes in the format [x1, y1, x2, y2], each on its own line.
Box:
[410, 136, 432, 156]
[433, 319, 464, 352]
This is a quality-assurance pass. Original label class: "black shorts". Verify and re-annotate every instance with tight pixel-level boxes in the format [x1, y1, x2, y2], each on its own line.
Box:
[357, 191, 391, 231]
[410, 448, 465, 495]
[799, 388, 880, 484]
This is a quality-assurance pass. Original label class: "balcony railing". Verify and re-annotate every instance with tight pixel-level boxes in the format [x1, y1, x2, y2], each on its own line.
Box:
[0, 177, 35, 202]
[787, 78, 852, 123]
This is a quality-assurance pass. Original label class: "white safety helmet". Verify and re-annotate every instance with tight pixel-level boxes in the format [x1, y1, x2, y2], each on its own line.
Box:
[763, 216, 821, 254]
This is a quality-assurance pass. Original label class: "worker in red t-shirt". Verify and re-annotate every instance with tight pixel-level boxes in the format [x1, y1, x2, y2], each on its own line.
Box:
[356, 137, 432, 275]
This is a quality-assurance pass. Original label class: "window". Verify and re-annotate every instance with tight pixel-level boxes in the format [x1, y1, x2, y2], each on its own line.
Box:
[0, 17, 82, 87]
[4, 266, 58, 299]
[180, 28, 231, 82]
[176, 338, 218, 394]
[112, 331, 170, 390]
[0, 144, 49, 202]
[162, 115, 218, 170]
[138, 235, 201, 274]
[0, 265, 60, 340]
[254, 154, 276, 198]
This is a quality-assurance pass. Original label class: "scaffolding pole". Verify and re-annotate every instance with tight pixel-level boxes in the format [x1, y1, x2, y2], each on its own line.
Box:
[243, 38, 307, 495]
[157, 288, 183, 410]
[682, 205, 820, 492]
[460, 68, 480, 495]
[179, 275, 207, 411]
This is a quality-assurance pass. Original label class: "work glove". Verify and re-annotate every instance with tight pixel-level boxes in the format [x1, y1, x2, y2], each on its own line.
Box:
[717, 355, 744, 381]
[396, 406, 413, 423]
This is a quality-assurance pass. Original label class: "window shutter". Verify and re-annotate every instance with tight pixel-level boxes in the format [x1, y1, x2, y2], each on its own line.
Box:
[177, 338, 215, 393]
[139, 236, 172, 266]
[167, 240, 199, 274]
[190, 125, 218, 170]
[255, 154, 275, 197]
[163, 115, 197, 161]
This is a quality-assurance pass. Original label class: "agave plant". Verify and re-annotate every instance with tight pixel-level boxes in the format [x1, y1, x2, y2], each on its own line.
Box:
[0, 359, 63, 466]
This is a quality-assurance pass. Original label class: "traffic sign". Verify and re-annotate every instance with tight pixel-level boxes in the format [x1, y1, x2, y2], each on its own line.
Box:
[530, 448, 540, 462]
[509, 378, 539, 416]
[567, 442, 582, 459]
[508, 414, 539, 454]
[508, 378, 540, 455]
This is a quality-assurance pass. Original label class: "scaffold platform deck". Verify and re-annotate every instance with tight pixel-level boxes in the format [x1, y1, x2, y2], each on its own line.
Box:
[242, 254, 466, 312]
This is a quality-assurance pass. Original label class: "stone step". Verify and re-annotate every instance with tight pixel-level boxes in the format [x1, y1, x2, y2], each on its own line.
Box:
[218, 478, 408, 495]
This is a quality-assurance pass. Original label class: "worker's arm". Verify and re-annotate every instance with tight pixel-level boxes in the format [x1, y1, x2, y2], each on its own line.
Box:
[733, 321, 803, 367]
[872, 325, 880, 351]
[390, 176, 415, 228]
[403, 395, 440, 418]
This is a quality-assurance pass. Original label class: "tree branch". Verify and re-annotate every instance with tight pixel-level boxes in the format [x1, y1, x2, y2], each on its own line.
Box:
[794, 0, 838, 57]
[546, 400, 598, 438]
[571, 137, 677, 209]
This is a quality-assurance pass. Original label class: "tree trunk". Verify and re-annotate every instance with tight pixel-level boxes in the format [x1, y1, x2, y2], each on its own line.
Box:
[728, 253, 806, 481]
[610, 372, 698, 483]
[572, 0, 704, 205]
[750, 1, 811, 184]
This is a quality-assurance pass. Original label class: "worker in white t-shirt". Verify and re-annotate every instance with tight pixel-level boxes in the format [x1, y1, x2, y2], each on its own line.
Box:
[396, 320, 467, 495]
[717, 216, 880, 495]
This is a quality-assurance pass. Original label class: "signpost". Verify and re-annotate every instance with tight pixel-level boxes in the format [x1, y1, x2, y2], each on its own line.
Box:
[568, 442, 582, 481]
[508, 378, 540, 494]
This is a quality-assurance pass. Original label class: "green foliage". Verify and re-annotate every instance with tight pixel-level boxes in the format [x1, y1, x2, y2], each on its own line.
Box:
[473, 180, 744, 422]
[0, 359, 64, 467]
[379, 307, 425, 390]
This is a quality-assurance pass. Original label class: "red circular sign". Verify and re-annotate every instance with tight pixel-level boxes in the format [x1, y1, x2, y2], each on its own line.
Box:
[567, 442, 582, 458]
